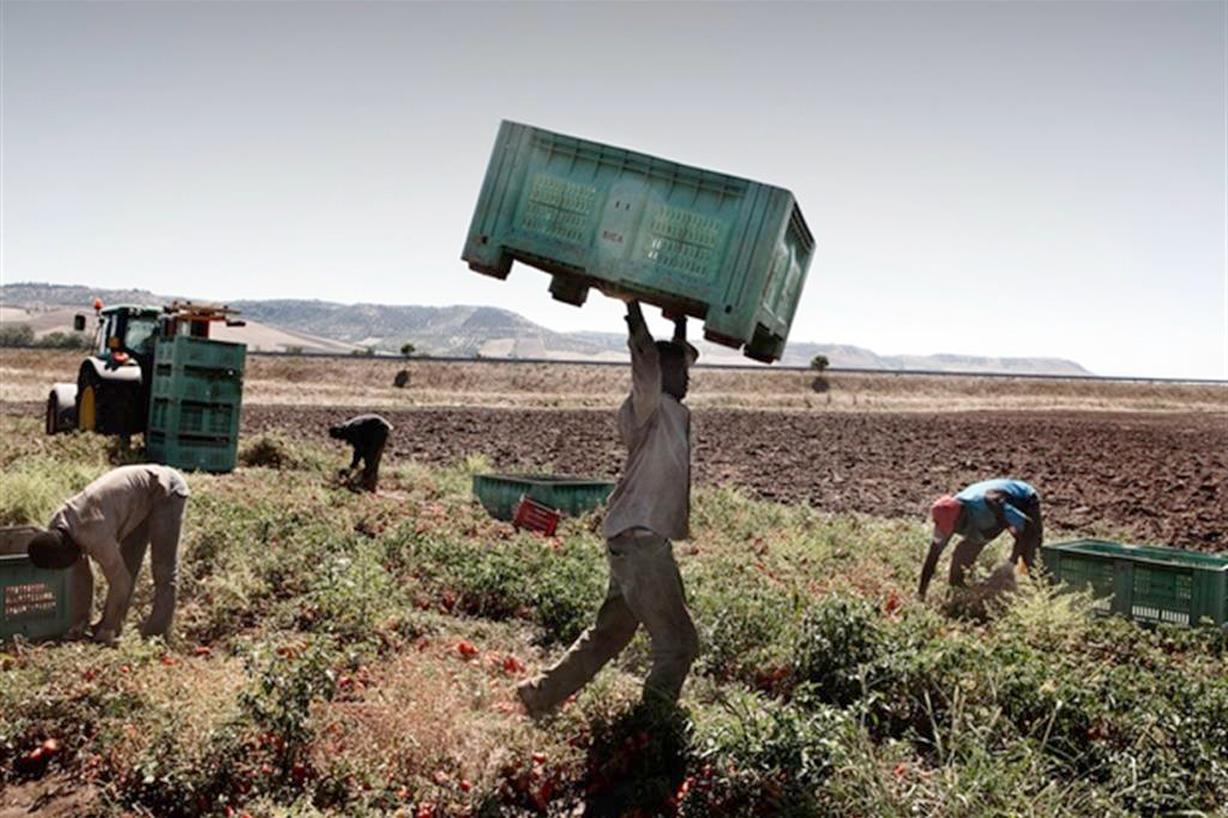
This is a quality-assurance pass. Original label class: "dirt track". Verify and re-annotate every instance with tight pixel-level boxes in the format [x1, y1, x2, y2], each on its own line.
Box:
[244, 405, 1227, 550]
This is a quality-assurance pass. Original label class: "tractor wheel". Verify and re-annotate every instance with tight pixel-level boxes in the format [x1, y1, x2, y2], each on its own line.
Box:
[78, 372, 100, 432]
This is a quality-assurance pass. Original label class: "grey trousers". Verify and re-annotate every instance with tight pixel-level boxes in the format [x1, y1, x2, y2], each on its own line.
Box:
[519, 531, 699, 712]
[73, 493, 188, 638]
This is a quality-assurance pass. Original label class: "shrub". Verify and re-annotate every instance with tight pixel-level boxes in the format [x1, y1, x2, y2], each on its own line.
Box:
[303, 539, 400, 643]
[693, 582, 796, 688]
[529, 537, 605, 646]
[684, 691, 851, 816]
[0, 323, 35, 347]
[37, 331, 90, 350]
[0, 456, 104, 525]
[238, 432, 326, 471]
[791, 594, 883, 706]
[581, 700, 691, 815]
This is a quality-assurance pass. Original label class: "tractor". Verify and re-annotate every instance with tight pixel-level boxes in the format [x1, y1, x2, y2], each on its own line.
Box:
[46, 300, 245, 437]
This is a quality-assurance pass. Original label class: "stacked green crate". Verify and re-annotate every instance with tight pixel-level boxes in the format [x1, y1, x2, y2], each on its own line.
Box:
[146, 336, 246, 473]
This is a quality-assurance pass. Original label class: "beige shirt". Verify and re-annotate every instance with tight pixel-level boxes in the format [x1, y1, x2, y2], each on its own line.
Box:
[601, 314, 691, 540]
[49, 465, 188, 632]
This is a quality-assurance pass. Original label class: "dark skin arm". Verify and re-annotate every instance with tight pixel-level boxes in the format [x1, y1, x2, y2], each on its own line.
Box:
[917, 533, 950, 601]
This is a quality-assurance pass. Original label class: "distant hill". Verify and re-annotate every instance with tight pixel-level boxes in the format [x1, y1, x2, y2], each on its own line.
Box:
[0, 282, 1093, 375]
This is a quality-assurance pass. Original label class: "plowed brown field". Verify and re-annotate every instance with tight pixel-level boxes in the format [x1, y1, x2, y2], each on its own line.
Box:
[244, 405, 1227, 550]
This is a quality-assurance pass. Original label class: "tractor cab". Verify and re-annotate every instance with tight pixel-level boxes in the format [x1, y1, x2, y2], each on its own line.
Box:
[79, 304, 162, 369]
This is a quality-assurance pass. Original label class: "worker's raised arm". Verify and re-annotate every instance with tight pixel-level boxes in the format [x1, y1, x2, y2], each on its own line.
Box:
[626, 301, 661, 425]
[917, 533, 951, 601]
[91, 539, 134, 643]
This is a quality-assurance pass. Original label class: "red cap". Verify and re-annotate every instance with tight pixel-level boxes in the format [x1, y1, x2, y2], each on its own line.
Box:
[930, 495, 962, 536]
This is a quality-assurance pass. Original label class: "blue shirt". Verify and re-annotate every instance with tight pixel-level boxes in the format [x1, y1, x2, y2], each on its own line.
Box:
[955, 479, 1038, 542]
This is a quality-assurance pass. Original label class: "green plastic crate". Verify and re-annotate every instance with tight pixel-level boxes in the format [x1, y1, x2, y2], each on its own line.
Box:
[154, 335, 246, 373]
[151, 365, 243, 404]
[147, 431, 238, 473]
[462, 121, 815, 362]
[1041, 539, 1228, 627]
[148, 398, 241, 439]
[1, 526, 77, 641]
[472, 473, 616, 522]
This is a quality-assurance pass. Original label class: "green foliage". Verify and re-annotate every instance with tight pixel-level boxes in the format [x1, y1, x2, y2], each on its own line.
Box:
[685, 691, 851, 816]
[238, 637, 338, 757]
[400, 342, 415, 357]
[303, 539, 399, 643]
[38, 331, 90, 349]
[387, 523, 604, 646]
[238, 431, 327, 471]
[0, 323, 35, 346]
[809, 353, 829, 372]
[0, 324, 88, 348]
[692, 581, 796, 687]
[0, 455, 105, 524]
[528, 536, 606, 645]
[581, 700, 691, 814]
[792, 595, 883, 706]
[3, 418, 1228, 816]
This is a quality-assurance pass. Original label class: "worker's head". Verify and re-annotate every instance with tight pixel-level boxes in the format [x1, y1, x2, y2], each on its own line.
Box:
[328, 424, 345, 439]
[657, 340, 698, 401]
[930, 495, 963, 537]
[26, 529, 80, 571]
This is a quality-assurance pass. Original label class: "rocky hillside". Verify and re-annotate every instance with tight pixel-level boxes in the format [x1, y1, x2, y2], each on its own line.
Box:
[1, 282, 1092, 374]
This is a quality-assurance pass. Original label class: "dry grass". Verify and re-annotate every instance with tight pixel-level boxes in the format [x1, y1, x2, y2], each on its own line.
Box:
[308, 627, 578, 806]
[0, 348, 81, 403]
[3, 347, 1225, 414]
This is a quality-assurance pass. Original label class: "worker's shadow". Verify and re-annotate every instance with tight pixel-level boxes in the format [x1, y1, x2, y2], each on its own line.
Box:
[580, 700, 689, 817]
[941, 561, 1026, 622]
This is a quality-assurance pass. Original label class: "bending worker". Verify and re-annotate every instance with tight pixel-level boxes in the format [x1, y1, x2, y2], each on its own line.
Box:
[918, 478, 1043, 600]
[329, 413, 393, 492]
[26, 464, 189, 643]
[518, 300, 700, 716]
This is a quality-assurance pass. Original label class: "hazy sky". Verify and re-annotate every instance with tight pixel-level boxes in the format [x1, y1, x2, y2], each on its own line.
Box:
[2, 1, 1225, 378]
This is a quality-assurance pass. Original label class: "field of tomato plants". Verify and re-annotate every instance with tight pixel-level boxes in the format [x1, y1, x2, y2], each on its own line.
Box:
[2, 415, 1227, 817]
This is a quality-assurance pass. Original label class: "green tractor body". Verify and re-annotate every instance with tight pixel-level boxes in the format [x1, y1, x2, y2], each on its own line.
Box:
[46, 301, 247, 472]
[75, 304, 161, 436]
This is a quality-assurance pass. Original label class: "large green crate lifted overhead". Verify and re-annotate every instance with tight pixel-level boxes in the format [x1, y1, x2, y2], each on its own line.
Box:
[462, 121, 815, 362]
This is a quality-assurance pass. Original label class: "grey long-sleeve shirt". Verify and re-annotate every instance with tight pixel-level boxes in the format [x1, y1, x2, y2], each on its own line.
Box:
[48, 465, 189, 633]
[601, 308, 691, 541]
